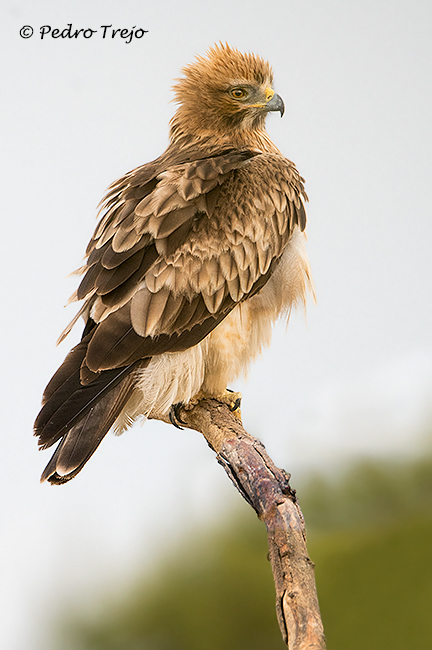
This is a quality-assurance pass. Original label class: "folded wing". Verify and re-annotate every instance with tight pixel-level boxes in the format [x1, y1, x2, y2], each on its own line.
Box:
[34, 147, 307, 480]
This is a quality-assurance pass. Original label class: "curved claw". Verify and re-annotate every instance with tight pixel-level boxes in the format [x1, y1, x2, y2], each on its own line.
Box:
[226, 388, 242, 412]
[169, 403, 187, 430]
[230, 397, 242, 411]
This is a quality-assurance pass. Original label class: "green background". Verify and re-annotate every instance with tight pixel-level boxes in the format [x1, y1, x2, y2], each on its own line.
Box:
[52, 455, 432, 649]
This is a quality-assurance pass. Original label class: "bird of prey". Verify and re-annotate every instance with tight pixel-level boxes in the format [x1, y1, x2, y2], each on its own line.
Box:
[34, 43, 313, 484]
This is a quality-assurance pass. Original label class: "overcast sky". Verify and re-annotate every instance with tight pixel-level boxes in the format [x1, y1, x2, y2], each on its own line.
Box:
[2, 1, 432, 648]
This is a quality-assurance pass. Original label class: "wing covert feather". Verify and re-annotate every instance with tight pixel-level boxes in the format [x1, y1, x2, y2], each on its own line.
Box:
[65, 149, 307, 381]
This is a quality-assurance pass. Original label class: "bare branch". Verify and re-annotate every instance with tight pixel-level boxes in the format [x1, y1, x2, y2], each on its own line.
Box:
[154, 398, 326, 649]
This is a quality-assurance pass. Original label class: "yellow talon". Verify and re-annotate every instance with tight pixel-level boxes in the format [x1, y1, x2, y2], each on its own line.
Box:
[184, 389, 242, 420]
[216, 389, 242, 420]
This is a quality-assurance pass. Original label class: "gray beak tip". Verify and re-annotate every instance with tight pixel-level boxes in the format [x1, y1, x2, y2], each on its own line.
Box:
[266, 92, 285, 118]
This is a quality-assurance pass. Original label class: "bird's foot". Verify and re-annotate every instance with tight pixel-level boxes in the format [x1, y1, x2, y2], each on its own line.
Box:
[205, 388, 242, 421]
[224, 388, 242, 415]
[172, 389, 242, 426]
[169, 403, 187, 430]
[184, 388, 242, 413]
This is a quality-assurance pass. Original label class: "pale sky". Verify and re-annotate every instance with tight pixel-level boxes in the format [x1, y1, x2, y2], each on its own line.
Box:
[2, 1, 432, 648]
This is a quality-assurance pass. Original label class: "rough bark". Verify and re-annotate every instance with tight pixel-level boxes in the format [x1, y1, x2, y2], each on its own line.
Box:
[154, 398, 326, 649]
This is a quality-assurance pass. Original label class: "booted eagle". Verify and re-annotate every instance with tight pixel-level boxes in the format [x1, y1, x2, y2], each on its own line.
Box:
[35, 43, 313, 484]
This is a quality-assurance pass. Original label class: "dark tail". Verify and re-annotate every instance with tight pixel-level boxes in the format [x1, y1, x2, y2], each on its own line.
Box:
[39, 375, 134, 484]
[34, 332, 138, 484]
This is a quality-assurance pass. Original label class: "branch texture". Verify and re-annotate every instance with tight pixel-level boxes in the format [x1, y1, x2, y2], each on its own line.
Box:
[155, 399, 326, 649]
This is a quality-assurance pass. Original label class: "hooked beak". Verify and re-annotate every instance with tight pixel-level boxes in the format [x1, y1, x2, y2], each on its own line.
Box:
[265, 92, 285, 117]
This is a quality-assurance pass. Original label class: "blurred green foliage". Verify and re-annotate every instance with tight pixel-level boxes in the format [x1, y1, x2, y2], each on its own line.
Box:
[54, 455, 432, 649]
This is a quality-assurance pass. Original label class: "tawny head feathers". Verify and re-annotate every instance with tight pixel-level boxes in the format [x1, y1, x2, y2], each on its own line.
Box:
[170, 43, 283, 147]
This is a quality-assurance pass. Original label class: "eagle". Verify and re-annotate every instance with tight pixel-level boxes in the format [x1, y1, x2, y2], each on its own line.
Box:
[34, 43, 313, 484]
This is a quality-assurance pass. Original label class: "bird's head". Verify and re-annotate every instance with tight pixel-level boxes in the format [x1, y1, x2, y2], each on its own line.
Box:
[170, 43, 284, 147]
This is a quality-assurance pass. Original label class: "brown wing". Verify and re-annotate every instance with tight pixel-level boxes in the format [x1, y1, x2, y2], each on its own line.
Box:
[69, 150, 307, 382]
[35, 149, 306, 451]
[64, 151, 305, 383]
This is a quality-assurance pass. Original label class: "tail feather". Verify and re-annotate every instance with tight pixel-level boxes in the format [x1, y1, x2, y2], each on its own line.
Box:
[35, 324, 142, 484]
[41, 338, 89, 406]
[40, 373, 135, 484]
[36, 363, 134, 449]
[35, 339, 90, 445]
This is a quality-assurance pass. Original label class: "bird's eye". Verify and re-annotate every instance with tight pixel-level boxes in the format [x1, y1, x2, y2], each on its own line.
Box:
[230, 88, 248, 99]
